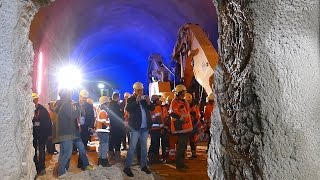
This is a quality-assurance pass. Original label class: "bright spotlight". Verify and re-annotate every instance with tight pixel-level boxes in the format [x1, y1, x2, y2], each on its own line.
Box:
[97, 83, 105, 89]
[58, 66, 82, 89]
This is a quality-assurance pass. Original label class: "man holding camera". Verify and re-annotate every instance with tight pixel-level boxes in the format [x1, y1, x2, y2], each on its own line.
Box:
[170, 84, 193, 171]
[123, 82, 155, 177]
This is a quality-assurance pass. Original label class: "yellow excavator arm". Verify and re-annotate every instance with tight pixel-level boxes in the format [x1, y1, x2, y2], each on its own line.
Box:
[172, 23, 219, 95]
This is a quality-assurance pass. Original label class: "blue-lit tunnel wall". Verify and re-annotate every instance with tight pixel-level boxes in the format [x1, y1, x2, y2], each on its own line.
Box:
[30, 0, 218, 102]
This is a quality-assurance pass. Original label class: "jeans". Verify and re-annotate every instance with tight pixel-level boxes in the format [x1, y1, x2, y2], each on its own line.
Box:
[33, 128, 47, 172]
[176, 133, 188, 167]
[125, 128, 148, 168]
[74, 138, 90, 168]
[80, 125, 90, 149]
[98, 132, 109, 159]
[122, 128, 131, 149]
[58, 141, 73, 176]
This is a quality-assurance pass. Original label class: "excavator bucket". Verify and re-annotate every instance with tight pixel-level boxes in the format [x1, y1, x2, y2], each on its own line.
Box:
[172, 24, 219, 95]
[188, 24, 219, 95]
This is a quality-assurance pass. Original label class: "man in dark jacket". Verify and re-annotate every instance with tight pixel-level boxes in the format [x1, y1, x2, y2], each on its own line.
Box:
[54, 89, 93, 177]
[123, 82, 155, 177]
[32, 93, 52, 175]
[75, 89, 95, 149]
[108, 92, 125, 163]
[74, 89, 95, 168]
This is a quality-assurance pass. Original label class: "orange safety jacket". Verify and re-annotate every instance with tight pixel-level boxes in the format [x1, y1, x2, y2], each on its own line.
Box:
[170, 98, 193, 134]
[190, 104, 201, 126]
[204, 102, 214, 131]
[95, 108, 110, 133]
[161, 105, 171, 131]
[150, 105, 163, 130]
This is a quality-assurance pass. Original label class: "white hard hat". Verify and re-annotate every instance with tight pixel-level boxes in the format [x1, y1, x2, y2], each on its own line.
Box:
[79, 89, 89, 98]
[32, 93, 39, 100]
[124, 92, 131, 99]
[151, 95, 161, 102]
[208, 93, 214, 101]
[175, 84, 187, 93]
[133, 82, 144, 90]
[99, 96, 110, 104]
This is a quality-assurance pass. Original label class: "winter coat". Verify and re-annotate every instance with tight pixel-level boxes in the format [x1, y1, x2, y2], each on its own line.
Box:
[125, 95, 155, 131]
[74, 102, 95, 128]
[53, 99, 80, 143]
[33, 104, 52, 138]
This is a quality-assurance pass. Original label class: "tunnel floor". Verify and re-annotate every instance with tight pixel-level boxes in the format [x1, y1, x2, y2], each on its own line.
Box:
[35, 138, 209, 180]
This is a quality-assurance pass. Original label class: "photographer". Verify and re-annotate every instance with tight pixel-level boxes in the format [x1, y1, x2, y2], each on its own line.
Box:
[123, 82, 155, 177]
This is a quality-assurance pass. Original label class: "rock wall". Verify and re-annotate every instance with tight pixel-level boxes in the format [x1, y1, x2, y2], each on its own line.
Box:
[0, 0, 53, 179]
[252, 0, 320, 179]
[209, 0, 320, 179]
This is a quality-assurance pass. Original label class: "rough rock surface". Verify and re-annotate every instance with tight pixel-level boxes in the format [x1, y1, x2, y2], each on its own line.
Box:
[209, 0, 263, 179]
[251, 0, 320, 179]
[209, 0, 320, 179]
[0, 1, 37, 179]
[1, 0, 319, 179]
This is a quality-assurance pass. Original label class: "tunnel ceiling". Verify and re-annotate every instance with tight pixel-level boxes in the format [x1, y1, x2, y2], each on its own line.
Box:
[30, 0, 218, 93]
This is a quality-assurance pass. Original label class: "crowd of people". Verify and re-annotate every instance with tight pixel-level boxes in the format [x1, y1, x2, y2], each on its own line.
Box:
[31, 81, 215, 178]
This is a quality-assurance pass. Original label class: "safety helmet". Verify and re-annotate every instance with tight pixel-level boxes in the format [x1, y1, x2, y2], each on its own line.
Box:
[151, 95, 161, 102]
[99, 96, 110, 105]
[32, 93, 39, 99]
[166, 95, 173, 102]
[79, 89, 89, 98]
[159, 96, 166, 102]
[124, 92, 131, 99]
[184, 93, 192, 102]
[87, 98, 94, 105]
[48, 101, 56, 106]
[133, 82, 144, 90]
[174, 84, 187, 93]
[208, 93, 214, 101]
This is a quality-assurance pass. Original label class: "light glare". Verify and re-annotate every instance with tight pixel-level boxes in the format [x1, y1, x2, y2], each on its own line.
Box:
[58, 66, 82, 89]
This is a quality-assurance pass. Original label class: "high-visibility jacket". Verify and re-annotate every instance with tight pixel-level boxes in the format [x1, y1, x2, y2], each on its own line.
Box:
[204, 101, 214, 131]
[150, 105, 163, 130]
[95, 108, 110, 133]
[161, 105, 170, 130]
[169, 98, 193, 134]
[190, 104, 201, 126]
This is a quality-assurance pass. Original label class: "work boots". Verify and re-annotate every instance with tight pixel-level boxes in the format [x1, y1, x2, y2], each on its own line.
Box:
[108, 151, 115, 163]
[100, 159, 111, 167]
[115, 151, 121, 163]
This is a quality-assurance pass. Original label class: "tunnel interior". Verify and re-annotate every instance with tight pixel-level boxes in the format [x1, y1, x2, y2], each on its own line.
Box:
[29, 0, 218, 102]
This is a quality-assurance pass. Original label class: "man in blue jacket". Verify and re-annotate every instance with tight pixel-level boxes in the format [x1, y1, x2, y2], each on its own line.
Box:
[123, 82, 155, 177]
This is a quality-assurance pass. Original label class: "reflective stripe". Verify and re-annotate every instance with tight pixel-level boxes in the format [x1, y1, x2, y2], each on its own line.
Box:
[97, 119, 110, 123]
[34, 122, 40, 126]
[172, 127, 193, 134]
[152, 124, 160, 127]
[152, 112, 162, 118]
[96, 128, 110, 133]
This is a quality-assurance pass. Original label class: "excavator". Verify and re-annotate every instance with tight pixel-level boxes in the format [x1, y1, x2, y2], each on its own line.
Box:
[148, 23, 219, 104]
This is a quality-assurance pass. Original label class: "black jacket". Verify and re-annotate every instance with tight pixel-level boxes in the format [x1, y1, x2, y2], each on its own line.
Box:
[33, 104, 52, 137]
[108, 100, 124, 130]
[125, 95, 155, 131]
[53, 99, 81, 143]
[74, 102, 95, 128]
